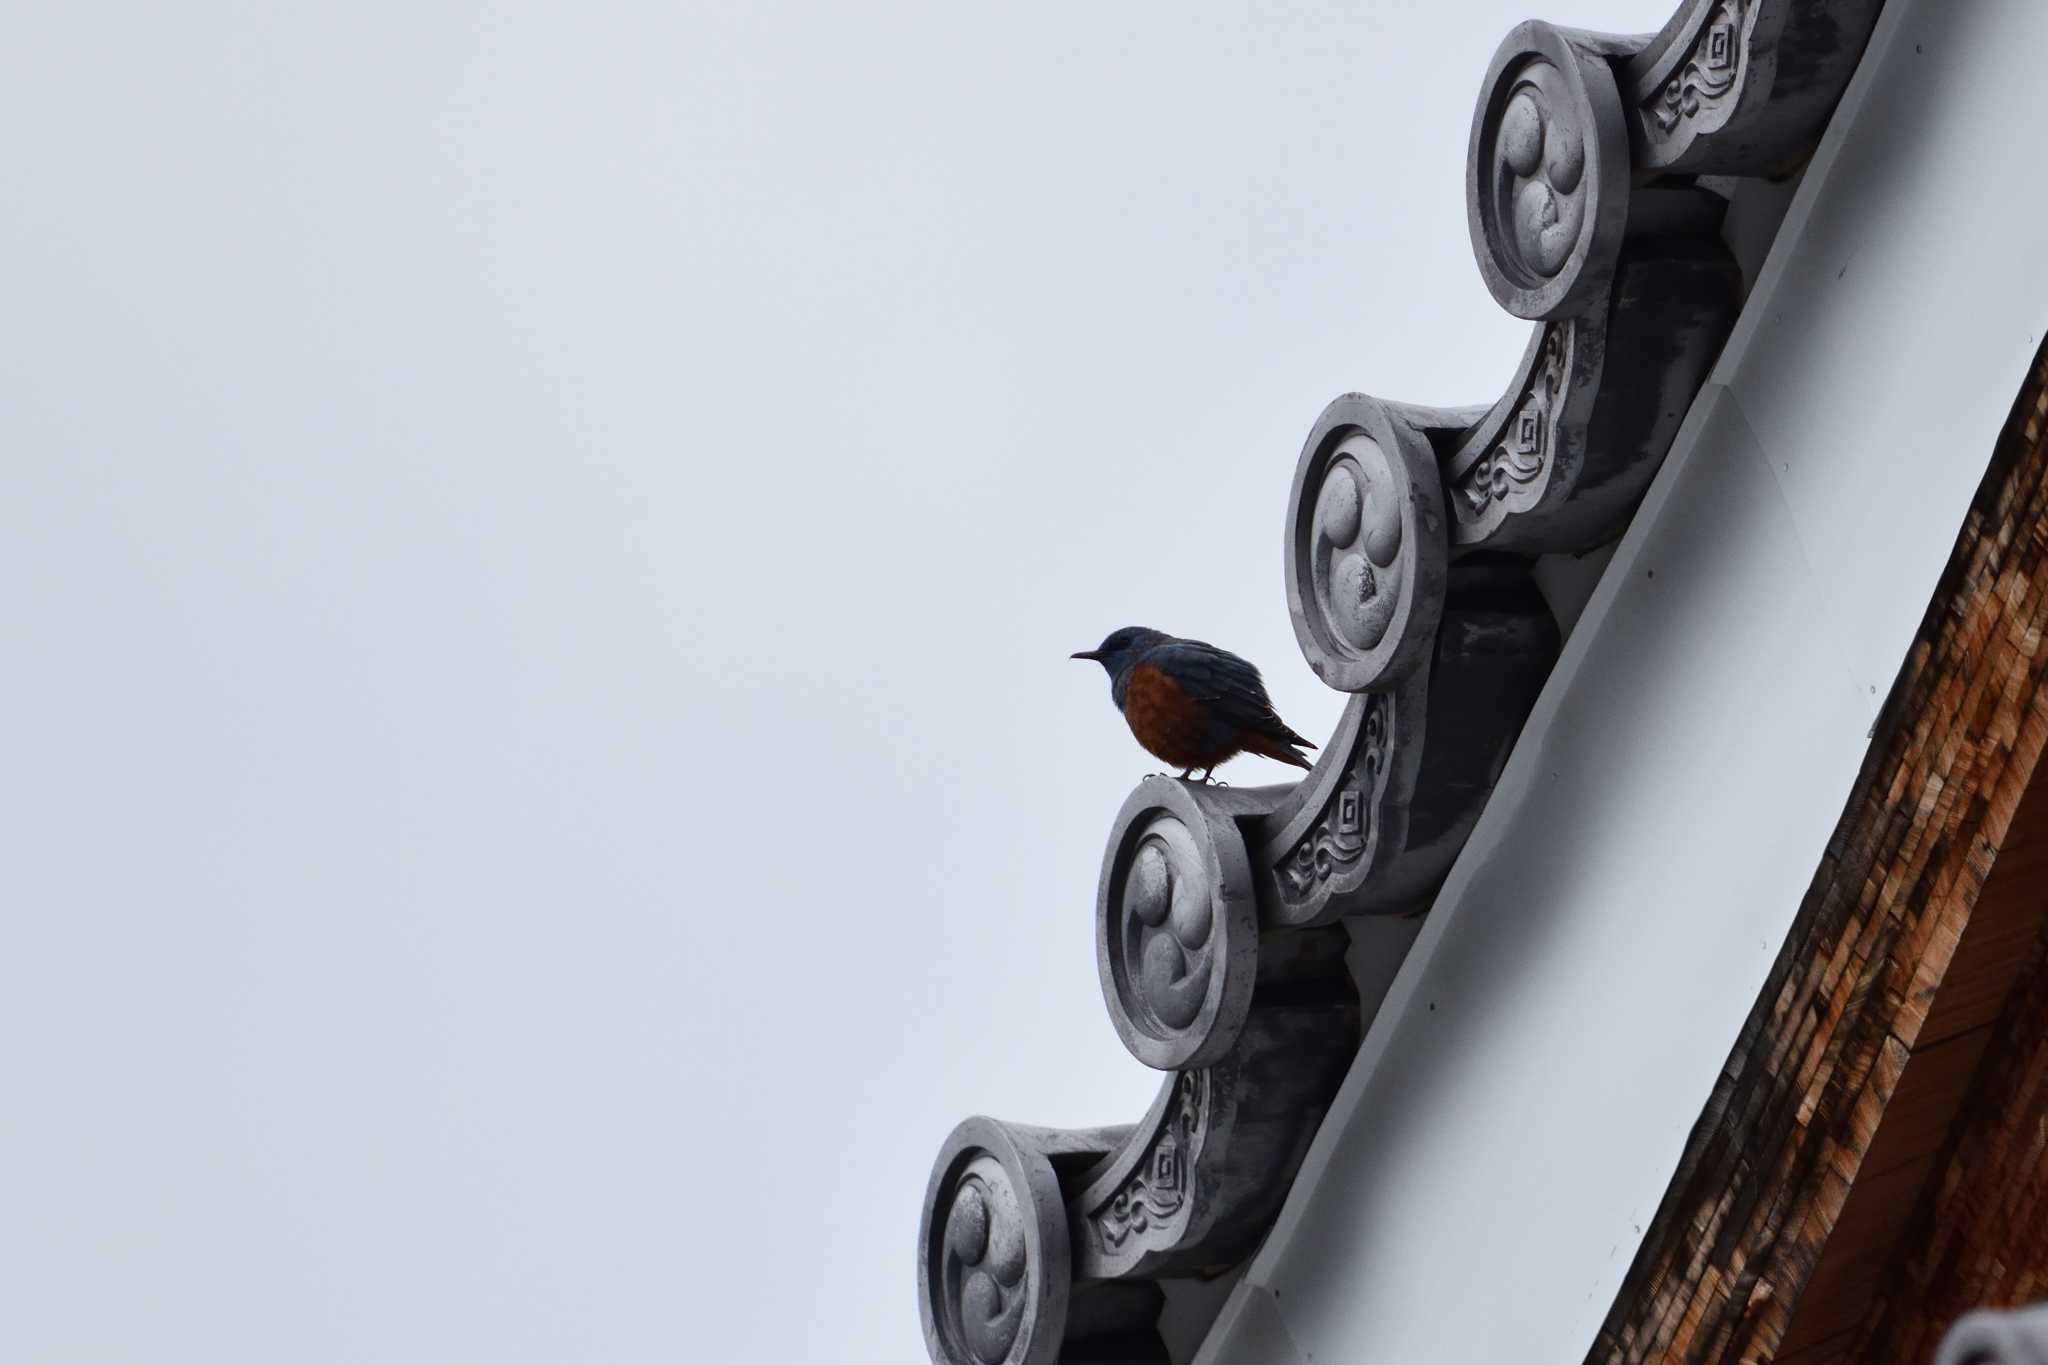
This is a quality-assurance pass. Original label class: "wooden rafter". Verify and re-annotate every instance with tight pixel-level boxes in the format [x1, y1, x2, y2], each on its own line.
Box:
[1848, 922, 2048, 1363]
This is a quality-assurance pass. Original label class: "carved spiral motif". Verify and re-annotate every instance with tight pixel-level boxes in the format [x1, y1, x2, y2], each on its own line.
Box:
[1496, 72, 1586, 280]
[919, 1121, 1068, 1365]
[1286, 397, 1446, 694]
[1121, 818, 1213, 1034]
[1097, 779, 1259, 1071]
[940, 1157, 1031, 1365]
[1467, 22, 1626, 321]
[1311, 434, 1406, 658]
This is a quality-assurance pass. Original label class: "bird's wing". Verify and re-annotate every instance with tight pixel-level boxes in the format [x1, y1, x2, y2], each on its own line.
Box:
[1149, 640, 1316, 749]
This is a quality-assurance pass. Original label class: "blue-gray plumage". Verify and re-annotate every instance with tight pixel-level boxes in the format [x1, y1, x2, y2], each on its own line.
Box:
[1070, 626, 1315, 780]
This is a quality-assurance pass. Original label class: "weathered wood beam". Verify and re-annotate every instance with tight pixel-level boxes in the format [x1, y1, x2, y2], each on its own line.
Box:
[1843, 921, 2048, 1362]
[1772, 792, 2048, 1363]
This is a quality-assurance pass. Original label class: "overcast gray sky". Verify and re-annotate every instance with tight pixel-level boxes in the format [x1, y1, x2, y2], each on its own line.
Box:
[1, 2, 1659, 1360]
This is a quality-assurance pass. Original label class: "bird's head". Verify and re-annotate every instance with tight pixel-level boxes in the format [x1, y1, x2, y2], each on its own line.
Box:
[1071, 625, 1168, 679]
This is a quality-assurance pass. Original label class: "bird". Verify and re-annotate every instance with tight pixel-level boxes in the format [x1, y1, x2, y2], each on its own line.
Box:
[1071, 626, 1316, 782]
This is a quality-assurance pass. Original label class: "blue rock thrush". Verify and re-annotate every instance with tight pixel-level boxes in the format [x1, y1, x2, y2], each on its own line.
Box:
[1071, 626, 1316, 782]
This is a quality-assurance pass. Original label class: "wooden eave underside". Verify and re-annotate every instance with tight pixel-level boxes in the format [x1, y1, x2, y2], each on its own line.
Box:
[1591, 344, 2048, 1364]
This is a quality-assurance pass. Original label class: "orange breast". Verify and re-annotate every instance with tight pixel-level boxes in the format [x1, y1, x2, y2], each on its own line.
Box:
[1123, 663, 1231, 768]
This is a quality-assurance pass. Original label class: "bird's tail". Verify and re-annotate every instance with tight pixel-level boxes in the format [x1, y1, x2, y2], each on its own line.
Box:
[1242, 728, 1315, 770]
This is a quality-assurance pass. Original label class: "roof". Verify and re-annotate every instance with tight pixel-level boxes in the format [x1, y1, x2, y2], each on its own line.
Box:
[908, 2, 2048, 1361]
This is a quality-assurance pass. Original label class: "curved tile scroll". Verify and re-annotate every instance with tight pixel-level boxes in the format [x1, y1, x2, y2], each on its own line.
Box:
[1625, 0, 1885, 177]
[1095, 779, 1271, 1070]
[1083, 1070, 1206, 1269]
[919, 1118, 1122, 1365]
[1256, 682, 1416, 927]
[1257, 561, 1558, 925]
[1284, 394, 1454, 694]
[1074, 956, 1359, 1281]
[1447, 314, 1604, 549]
[1467, 21, 1632, 323]
[1449, 234, 1743, 554]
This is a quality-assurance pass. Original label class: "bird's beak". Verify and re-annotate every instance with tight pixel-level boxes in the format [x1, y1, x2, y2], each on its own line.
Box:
[1070, 649, 1103, 662]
